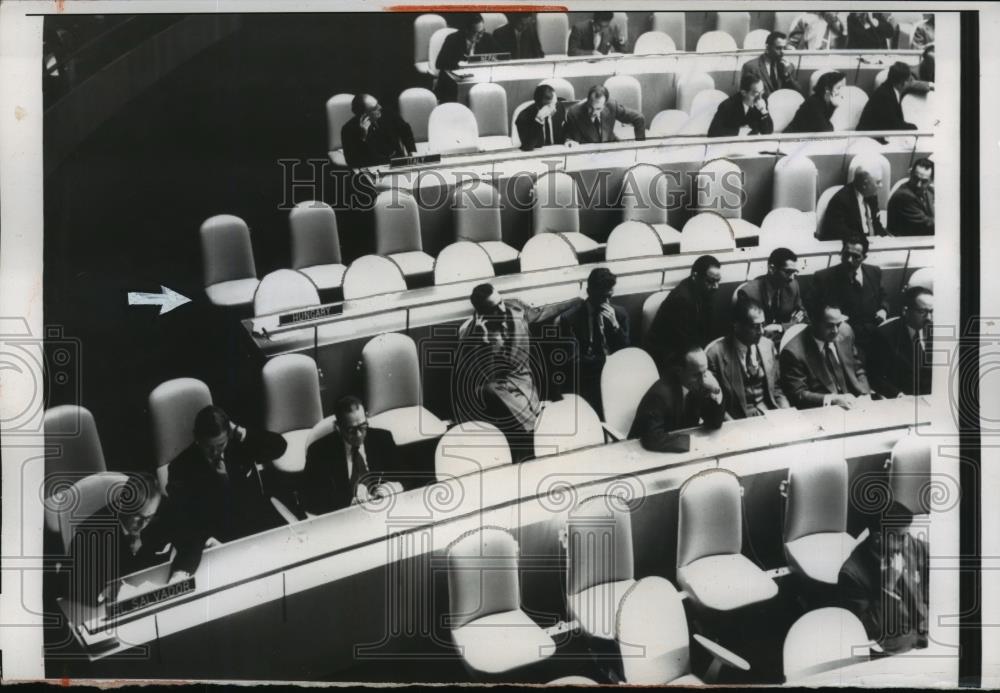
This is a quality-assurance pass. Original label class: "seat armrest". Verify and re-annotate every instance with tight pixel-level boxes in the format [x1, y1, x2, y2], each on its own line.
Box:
[270, 497, 299, 525]
[602, 423, 626, 442]
[852, 526, 871, 550]
[693, 633, 751, 672]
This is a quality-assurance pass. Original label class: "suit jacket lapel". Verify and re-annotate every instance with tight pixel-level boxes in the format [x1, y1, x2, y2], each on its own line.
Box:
[759, 341, 776, 405]
[806, 337, 838, 394]
[722, 337, 746, 414]
[834, 335, 858, 393]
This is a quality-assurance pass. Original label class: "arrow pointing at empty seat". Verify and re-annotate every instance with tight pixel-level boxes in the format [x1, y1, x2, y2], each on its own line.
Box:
[127, 286, 191, 315]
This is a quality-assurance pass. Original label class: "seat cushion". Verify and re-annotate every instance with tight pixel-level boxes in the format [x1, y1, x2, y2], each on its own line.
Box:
[561, 232, 601, 254]
[205, 278, 260, 308]
[479, 135, 514, 151]
[452, 609, 555, 674]
[785, 532, 858, 585]
[388, 251, 435, 277]
[299, 263, 346, 291]
[677, 554, 777, 611]
[273, 428, 312, 474]
[568, 578, 635, 640]
[479, 240, 520, 264]
[369, 405, 448, 446]
[415, 61, 431, 75]
[329, 149, 347, 167]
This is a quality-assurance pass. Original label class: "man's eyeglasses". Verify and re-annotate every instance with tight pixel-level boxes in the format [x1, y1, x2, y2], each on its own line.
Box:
[342, 422, 370, 436]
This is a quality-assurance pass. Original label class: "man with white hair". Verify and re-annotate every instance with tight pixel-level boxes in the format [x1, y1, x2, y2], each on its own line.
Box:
[818, 155, 886, 241]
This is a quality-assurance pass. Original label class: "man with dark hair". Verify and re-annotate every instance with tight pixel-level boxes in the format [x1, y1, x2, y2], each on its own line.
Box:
[857, 61, 918, 132]
[302, 396, 399, 515]
[515, 83, 567, 151]
[784, 70, 846, 134]
[740, 31, 798, 97]
[166, 405, 286, 571]
[558, 267, 630, 416]
[630, 344, 726, 452]
[780, 301, 872, 409]
[646, 255, 722, 371]
[564, 84, 645, 144]
[708, 297, 790, 419]
[888, 158, 934, 236]
[707, 73, 774, 137]
[434, 13, 499, 103]
[846, 12, 896, 49]
[918, 45, 935, 83]
[738, 247, 807, 341]
[493, 12, 544, 59]
[869, 287, 934, 398]
[567, 11, 625, 56]
[818, 157, 886, 241]
[811, 234, 889, 351]
[341, 94, 416, 169]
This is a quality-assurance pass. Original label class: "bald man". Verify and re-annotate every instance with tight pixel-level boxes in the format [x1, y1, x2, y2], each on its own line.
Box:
[818, 160, 886, 241]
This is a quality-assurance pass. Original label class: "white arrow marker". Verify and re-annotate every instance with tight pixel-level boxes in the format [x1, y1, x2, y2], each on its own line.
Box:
[127, 286, 192, 315]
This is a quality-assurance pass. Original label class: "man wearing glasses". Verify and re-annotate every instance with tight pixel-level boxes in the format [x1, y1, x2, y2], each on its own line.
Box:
[341, 93, 416, 169]
[303, 396, 399, 515]
[738, 247, 808, 345]
[869, 287, 934, 398]
[707, 73, 774, 137]
[646, 255, 723, 373]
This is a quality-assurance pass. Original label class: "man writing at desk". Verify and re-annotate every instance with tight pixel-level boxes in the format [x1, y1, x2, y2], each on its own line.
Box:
[567, 12, 625, 56]
[564, 85, 645, 145]
[434, 13, 498, 103]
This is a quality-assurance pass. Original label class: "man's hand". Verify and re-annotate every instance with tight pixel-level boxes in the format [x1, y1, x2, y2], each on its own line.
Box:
[703, 371, 724, 404]
[359, 114, 372, 138]
[373, 481, 404, 499]
[535, 103, 555, 122]
[204, 536, 222, 549]
[352, 484, 371, 505]
[830, 394, 857, 410]
[229, 421, 247, 442]
[763, 323, 784, 337]
[755, 97, 769, 115]
[875, 309, 888, 324]
[169, 570, 192, 583]
[599, 303, 619, 329]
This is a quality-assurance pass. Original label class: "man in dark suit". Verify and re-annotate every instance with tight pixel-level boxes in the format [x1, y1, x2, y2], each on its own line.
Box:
[493, 12, 544, 60]
[707, 73, 774, 137]
[341, 94, 416, 169]
[434, 13, 499, 103]
[567, 11, 625, 56]
[888, 158, 934, 236]
[630, 344, 726, 452]
[740, 31, 798, 97]
[780, 302, 872, 409]
[869, 287, 934, 398]
[706, 297, 790, 419]
[558, 268, 630, 417]
[738, 247, 808, 343]
[302, 396, 399, 516]
[564, 85, 645, 144]
[784, 70, 845, 134]
[857, 61, 918, 133]
[514, 83, 567, 151]
[811, 234, 889, 351]
[846, 12, 895, 49]
[166, 406, 286, 572]
[817, 160, 886, 241]
[646, 255, 722, 371]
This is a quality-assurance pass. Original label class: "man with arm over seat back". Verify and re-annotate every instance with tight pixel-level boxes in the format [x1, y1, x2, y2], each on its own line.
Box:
[341, 94, 416, 169]
[515, 83, 567, 151]
[568, 11, 625, 56]
[857, 61, 919, 133]
[740, 31, 798, 98]
[784, 70, 844, 134]
[738, 247, 808, 345]
[811, 234, 889, 352]
[493, 12, 544, 60]
[564, 84, 645, 144]
[646, 254, 722, 372]
[869, 287, 934, 398]
[888, 158, 935, 236]
[707, 73, 774, 137]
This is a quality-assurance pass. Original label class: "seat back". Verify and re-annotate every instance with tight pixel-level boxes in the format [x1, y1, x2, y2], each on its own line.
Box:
[427, 27, 457, 77]
[200, 214, 256, 287]
[428, 103, 479, 154]
[375, 189, 423, 255]
[896, 23, 915, 50]
[435, 423, 512, 482]
[905, 267, 933, 293]
[831, 86, 868, 131]
[808, 67, 835, 94]
[617, 577, 690, 684]
[289, 200, 342, 269]
[44, 406, 107, 498]
[648, 109, 688, 137]
[889, 177, 909, 200]
[815, 184, 844, 234]
[773, 154, 818, 212]
[651, 12, 685, 50]
[534, 395, 604, 458]
[695, 30, 738, 53]
[742, 28, 770, 50]
[682, 88, 728, 135]
[45, 471, 129, 553]
[779, 323, 808, 353]
[447, 527, 521, 629]
[633, 31, 676, 55]
[715, 12, 750, 47]
[454, 179, 503, 243]
[677, 468, 742, 569]
[253, 269, 320, 317]
[848, 152, 892, 210]
[398, 87, 438, 144]
[681, 212, 736, 252]
[768, 89, 805, 133]
[149, 377, 212, 470]
[325, 93, 355, 153]
[761, 208, 813, 248]
[774, 11, 800, 34]
[889, 434, 932, 515]
[519, 233, 579, 272]
[676, 72, 715, 114]
[566, 494, 634, 596]
[533, 170, 580, 235]
[509, 100, 534, 148]
[873, 67, 890, 91]
[481, 12, 508, 34]
[342, 255, 407, 301]
[621, 164, 669, 225]
[434, 242, 495, 285]
[540, 77, 575, 102]
[362, 332, 422, 416]
[414, 14, 447, 64]
[902, 91, 933, 130]
[783, 608, 870, 681]
[611, 12, 629, 46]
[600, 348, 659, 435]
[262, 354, 323, 434]
[604, 75, 642, 114]
[469, 82, 509, 138]
[696, 158, 742, 218]
[784, 458, 848, 543]
[605, 221, 662, 260]
[641, 291, 669, 339]
[536, 13, 570, 55]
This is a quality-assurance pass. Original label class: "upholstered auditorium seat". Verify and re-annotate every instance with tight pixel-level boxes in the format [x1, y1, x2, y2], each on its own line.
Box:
[253, 270, 321, 317]
[428, 102, 481, 154]
[149, 377, 212, 492]
[536, 13, 570, 56]
[695, 30, 738, 53]
[633, 31, 676, 55]
[533, 395, 605, 458]
[433, 241, 495, 285]
[398, 87, 438, 154]
[200, 214, 260, 309]
[888, 434, 932, 516]
[648, 109, 688, 136]
[768, 89, 805, 133]
[831, 86, 868, 131]
[604, 75, 642, 140]
[469, 83, 513, 151]
[783, 608, 872, 682]
[905, 267, 933, 292]
[742, 28, 770, 50]
[413, 14, 446, 75]
[651, 12, 685, 50]
[680, 212, 736, 253]
[289, 201, 347, 292]
[262, 354, 323, 475]
[772, 155, 818, 213]
[325, 93, 354, 167]
[45, 471, 129, 554]
[676, 71, 715, 114]
[43, 405, 107, 498]
[518, 233, 579, 272]
[539, 77, 575, 102]
[532, 170, 601, 256]
[434, 422, 512, 482]
[620, 163, 683, 250]
[341, 255, 407, 301]
[680, 88, 728, 135]
[714, 11, 750, 48]
[605, 221, 663, 260]
[374, 189, 435, 278]
[600, 347, 659, 439]
[427, 27, 457, 79]
[453, 179, 519, 266]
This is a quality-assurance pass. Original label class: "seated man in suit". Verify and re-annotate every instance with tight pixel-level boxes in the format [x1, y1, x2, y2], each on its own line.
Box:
[707, 73, 774, 137]
[811, 234, 889, 352]
[818, 158, 886, 241]
[785, 70, 845, 134]
[738, 247, 808, 343]
[888, 158, 934, 236]
[646, 255, 722, 371]
[341, 94, 416, 169]
[515, 83, 567, 151]
[302, 396, 399, 516]
[788, 11, 845, 50]
[567, 11, 625, 56]
[780, 301, 872, 409]
[707, 297, 790, 419]
[630, 343, 726, 452]
[740, 31, 798, 98]
[846, 12, 895, 49]
[434, 13, 499, 103]
[857, 61, 918, 133]
[869, 287, 934, 398]
[166, 406, 287, 573]
[558, 267, 630, 418]
[564, 84, 645, 144]
[493, 12, 544, 60]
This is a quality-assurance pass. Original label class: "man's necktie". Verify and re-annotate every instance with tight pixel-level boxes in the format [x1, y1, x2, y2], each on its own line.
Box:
[544, 117, 552, 146]
[349, 445, 370, 496]
[591, 308, 605, 357]
[770, 59, 779, 88]
[592, 114, 602, 142]
[769, 288, 780, 323]
[863, 199, 874, 235]
[826, 343, 847, 394]
[746, 345, 761, 379]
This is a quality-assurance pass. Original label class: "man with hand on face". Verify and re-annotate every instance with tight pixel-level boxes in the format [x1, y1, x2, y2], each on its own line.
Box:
[493, 12, 544, 60]
[630, 344, 726, 453]
[785, 70, 846, 134]
[564, 85, 645, 145]
[568, 11, 625, 56]
[812, 234, 889, 352]
[869, 287, 934, 398]
[708, 73, 774, 137]
[341, 94, 416, 169]
[646, 255, 722, 372]
[818, 157, 886, 241]
[738, 247, 807, 344]
[888, 158, 934, 236]
[741, 31, 798, 97]
[857, 61, 919, 134]
[302, 396, 400, 516]
[515, 83, 567, 151]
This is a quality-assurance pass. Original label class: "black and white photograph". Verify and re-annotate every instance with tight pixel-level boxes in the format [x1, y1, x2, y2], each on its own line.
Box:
[0, 1, 993, 687]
